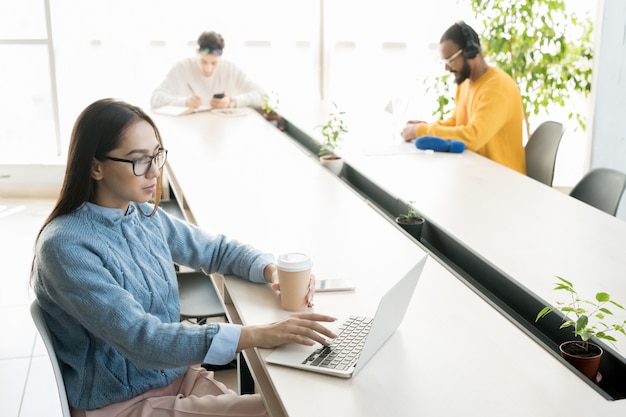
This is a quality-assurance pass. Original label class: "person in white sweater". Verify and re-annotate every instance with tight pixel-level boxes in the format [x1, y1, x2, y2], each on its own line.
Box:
[150, 31, 265, 110]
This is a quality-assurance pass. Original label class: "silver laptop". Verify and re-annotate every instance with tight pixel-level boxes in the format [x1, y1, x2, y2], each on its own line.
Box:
[265, 255, 428, 378]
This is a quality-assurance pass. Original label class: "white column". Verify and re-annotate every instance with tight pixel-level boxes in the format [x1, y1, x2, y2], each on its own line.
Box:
[588, 0, 626, 220]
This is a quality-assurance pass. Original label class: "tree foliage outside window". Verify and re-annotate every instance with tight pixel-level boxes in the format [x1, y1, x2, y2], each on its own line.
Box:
[429, 0, 593, 137]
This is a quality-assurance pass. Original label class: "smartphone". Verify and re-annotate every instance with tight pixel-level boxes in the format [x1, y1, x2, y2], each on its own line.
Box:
[213, 93, 225, 99]
[315, 279, 356, 292]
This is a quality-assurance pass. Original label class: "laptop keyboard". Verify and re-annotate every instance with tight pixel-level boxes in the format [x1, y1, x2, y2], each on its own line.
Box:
[302, 315, 373, 370]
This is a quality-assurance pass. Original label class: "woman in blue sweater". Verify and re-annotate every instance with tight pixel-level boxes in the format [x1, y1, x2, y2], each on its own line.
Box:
[31, 98, 336, 416]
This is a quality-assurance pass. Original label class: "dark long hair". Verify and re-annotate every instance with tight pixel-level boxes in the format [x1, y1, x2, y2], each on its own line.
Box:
[33, 98, 164, 250]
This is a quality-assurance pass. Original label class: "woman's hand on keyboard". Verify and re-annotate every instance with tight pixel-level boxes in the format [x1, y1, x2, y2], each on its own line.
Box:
[237, 313, 337, 351]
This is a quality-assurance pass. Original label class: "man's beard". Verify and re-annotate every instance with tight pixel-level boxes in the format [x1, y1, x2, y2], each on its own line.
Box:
[454, 60, 471, 84]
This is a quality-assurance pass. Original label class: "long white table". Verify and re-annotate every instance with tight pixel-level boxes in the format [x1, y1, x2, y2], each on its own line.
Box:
[152, 107, 626, 416]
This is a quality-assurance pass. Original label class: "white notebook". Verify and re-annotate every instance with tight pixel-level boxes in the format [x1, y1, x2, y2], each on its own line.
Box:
[151, 105, 212, 116]
[265, 255, 427, 378]
[152, 105, 247, 118]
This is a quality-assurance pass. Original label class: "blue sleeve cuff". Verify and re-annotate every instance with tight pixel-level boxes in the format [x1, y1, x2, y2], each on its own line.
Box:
[203, 323, 242, 365]
[249, 253, 275, 284]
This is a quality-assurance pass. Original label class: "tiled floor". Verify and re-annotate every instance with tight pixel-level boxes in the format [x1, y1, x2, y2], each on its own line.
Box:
[0, 198, 61, 417]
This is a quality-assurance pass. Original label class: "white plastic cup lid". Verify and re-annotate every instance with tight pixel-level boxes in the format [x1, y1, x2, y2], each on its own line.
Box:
[276, 253, 312, 272]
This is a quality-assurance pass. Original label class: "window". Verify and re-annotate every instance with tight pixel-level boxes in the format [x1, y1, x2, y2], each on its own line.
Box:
[0, 0, 60, 162]
[0, 0, 594, 187]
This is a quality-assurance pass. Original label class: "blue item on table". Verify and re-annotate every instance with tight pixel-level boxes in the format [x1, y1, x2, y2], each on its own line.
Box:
[415, 136, 465, 153]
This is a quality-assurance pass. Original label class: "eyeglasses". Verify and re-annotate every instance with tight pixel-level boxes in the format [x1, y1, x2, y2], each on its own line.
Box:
[101, 149, 168, 176]
[199, 47, 223, 56]
[441, 49, 463, 67]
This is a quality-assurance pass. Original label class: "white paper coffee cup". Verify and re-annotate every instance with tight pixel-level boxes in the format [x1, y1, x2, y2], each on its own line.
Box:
[276, 253, 312, 311]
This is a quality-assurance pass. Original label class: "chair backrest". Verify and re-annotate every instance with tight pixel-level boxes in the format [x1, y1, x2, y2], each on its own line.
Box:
[30, 300, 72, 417]
[569, 168, 626, 216]
[525, 121, 565, 186]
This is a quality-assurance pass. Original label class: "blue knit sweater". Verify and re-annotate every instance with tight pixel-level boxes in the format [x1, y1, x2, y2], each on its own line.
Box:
[32, 202, 273, 410]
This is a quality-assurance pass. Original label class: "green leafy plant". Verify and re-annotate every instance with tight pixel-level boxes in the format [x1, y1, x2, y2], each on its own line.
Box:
[535, 276, 626, 350]
[424, 73, 455, 121]
[317, 102, 348, 157]
[397, 200, 423, 223]
[261, 91, 280, 115]
[431, 0, 593, 136]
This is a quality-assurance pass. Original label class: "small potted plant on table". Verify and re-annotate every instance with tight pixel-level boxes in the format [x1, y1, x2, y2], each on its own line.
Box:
[317, 102, 348, 175]
[261, 91, 282, 130]
[395, 200, 425, 240]
[535, 276, 626, 383]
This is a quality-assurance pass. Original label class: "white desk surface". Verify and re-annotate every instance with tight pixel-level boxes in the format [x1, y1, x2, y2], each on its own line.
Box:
[152, 108, 626, 416]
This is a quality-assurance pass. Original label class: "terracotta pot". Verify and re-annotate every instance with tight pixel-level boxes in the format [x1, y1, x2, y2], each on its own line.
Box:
[559, 340, 603, 382]
[320, 155, 344, 175]
[263, 112, 283, 130]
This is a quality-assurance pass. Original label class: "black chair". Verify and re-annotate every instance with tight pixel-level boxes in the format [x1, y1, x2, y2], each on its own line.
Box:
[569, 168, 626, 216]
[177, 270, 226, 324]
[525, 121, 565, 187]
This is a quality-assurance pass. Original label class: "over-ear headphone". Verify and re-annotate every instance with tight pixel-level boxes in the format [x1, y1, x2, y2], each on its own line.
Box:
[456, 20, 480, 59]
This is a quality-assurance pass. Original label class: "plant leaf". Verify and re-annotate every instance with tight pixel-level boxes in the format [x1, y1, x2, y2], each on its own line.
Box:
[599, 307, 613, 316]
[555, 276, 573, 288]
[535, 306, 554, 322]
[578, 328, 591, 341]
[575, 315, 588, 333]
[596, 333, 617, 342]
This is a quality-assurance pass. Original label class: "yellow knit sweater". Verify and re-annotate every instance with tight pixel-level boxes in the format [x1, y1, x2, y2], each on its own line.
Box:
[416, 67, 526, 174]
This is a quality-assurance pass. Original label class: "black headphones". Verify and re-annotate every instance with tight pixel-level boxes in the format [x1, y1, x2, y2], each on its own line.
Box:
[456, 20, 480, 59]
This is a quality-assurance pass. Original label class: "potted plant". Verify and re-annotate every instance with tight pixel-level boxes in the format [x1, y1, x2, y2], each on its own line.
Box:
[261, 91, 282, 130]
[535, 276, 626, 382]
[316, 102, 348, 175]
[395, 200, 425, 240]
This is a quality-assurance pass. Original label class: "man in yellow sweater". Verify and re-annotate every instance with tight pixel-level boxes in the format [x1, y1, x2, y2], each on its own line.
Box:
[401, 21, 526, 174]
